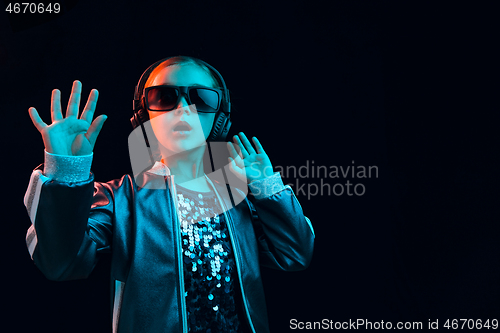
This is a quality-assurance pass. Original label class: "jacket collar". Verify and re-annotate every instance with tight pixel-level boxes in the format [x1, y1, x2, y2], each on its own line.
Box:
[144, 161, 244, 210]
[146, 161, 172, 176]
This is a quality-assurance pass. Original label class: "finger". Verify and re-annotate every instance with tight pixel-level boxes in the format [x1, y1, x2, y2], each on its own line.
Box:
[228, 157, 245, 178]
[234, 153, 245, 168]
[28, 107, 47, 132]
[51, 89, 63, 122]
[228, 157, 236, 170]
[227, 141, 242, 159]
[252, 136, 266, 154]
[233, 135, 249, 158]
[66, 80, 82, 118]
[80, 89, 99, 123]
[238, 132, 256, 155]
[85, 114, 107, 149]
[227, 143, 245, 168]
[228, 157, 238, 175]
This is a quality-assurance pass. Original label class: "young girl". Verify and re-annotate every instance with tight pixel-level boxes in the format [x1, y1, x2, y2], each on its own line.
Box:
[25, 56, 315, 333]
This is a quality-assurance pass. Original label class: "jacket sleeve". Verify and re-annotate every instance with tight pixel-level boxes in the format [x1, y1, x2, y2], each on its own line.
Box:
[247, 173, 315, 271]
[24, 158, 118, 281]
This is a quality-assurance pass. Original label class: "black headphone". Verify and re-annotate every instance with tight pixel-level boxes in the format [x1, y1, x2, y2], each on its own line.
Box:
[131, 56, 232, 143]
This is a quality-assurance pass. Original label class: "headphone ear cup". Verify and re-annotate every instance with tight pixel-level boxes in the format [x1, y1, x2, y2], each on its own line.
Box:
[130, 113, 139, 129]
[209, 112, 231, 142]
[220, 117, 231, 141]
[138, 108, 150, 125]
[130, 108, 152, 147]
[130, 108, 150, 130]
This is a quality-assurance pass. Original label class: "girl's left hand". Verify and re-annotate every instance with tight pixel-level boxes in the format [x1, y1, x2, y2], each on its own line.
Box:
[227, 132, 274, 184]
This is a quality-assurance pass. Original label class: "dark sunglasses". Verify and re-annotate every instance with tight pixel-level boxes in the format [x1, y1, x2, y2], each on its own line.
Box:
[144, 85, 222, 113]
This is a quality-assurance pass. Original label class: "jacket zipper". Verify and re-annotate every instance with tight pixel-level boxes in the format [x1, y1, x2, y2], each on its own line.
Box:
[205, 176, 257, 333]
[166, 175, 188, 333]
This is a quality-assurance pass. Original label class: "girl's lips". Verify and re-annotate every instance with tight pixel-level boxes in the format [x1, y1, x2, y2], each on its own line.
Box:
[172, 130, 191, 137]
[173, 121, 192, 132]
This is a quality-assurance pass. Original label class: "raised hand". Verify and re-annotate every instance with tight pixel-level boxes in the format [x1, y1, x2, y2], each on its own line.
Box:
[28, 80, 107, 156]
[227, 132, 274, 183]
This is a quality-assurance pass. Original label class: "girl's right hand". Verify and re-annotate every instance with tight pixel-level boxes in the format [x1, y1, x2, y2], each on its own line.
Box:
[29, 80, 107, 156]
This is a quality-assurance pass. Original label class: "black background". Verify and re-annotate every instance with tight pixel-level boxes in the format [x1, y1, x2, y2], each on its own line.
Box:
[1, 1, 498, 332]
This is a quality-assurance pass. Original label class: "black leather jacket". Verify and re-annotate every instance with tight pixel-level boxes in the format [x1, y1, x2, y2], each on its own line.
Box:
[24, 164, 315, 333]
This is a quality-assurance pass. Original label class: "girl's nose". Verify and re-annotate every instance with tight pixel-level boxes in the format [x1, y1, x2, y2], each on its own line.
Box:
[174, 95, 191, 115]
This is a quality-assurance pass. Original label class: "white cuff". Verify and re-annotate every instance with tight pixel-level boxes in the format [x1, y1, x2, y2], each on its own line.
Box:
[43, 150, 93, 182]
[248, 172, 285, 200]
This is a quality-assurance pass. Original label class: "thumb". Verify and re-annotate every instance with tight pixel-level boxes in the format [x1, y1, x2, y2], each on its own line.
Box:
[228, 157, 237, 174]
[228, 157, 246, 182]
[86, 114, 107, 149]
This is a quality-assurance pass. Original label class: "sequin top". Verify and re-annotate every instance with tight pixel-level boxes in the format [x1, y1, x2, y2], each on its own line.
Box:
[176, 183, 247, 333]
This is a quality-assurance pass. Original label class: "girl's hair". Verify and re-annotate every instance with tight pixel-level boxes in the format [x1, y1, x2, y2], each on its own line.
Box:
[144, 55, 222, 89]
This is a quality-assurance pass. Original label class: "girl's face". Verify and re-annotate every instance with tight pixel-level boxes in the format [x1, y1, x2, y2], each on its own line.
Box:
[145, 63, 217, 155]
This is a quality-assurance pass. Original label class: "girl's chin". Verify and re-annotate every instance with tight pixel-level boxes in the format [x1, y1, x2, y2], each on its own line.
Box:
[160, 140, 206, 154]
